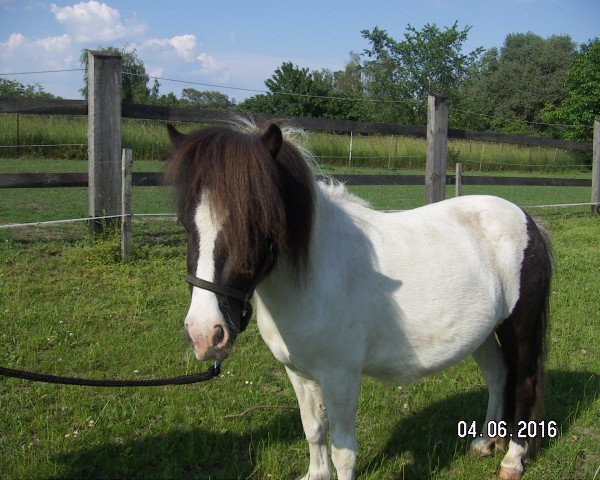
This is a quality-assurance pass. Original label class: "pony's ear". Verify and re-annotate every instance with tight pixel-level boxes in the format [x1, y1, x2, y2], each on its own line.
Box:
[261, 123, 283, 158]
[167, 123, 185, 147]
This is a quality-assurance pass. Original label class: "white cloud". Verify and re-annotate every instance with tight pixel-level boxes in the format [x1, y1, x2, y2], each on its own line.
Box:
[144, 34, 197, 62]
[147, 66, 164, 78]
[1, 32, 25, 50]
[35, 34, 72, 52]
[139, 34, 230, 82]
[0, 32, 77, 69]
[170, 35, 197, 62]
[50, 1, 145, 43]
[0, 31, 79, 98]
[0, 5, 241, 99]
[196, 52, 221, 74]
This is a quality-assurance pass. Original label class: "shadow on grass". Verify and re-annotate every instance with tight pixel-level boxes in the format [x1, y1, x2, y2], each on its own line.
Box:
[51, 409, 303, 479]
[52, 370, 598, 480]
[358, 370, 599, 479]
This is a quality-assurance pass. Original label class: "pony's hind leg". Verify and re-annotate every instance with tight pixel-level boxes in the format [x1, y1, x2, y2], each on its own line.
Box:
[495, 312, 544, 480]
[286, 367, 331, 480]
[495, 214, 551, 480]
[470, 332, 508, 457]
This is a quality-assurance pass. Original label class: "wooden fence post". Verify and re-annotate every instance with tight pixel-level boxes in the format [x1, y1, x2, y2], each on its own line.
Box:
[88, 50, 122, 233]
[121, 149, 132, 262]
[455, 162, 463, 197]
[592, 118, 600, 215]
[348, 131, 354, 166]
[16, 114, 20, 157]
[426, 93, 448, 204]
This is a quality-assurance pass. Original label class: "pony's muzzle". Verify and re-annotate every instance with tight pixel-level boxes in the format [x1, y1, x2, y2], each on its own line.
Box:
[185, 322, 230, 361]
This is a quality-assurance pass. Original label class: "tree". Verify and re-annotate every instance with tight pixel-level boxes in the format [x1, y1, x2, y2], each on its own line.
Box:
[239, 23, 483, 124]
[150, 78, 160, 99]
[238, 61, 365, 119]
[450, 48, 500, 130]
[237, 62, 329, 117]
[180, 88, 236, 109]
[360, 22, 483, 124]
[80, 46, 150, 103]
[332, 52, 365, 95]
[0, 78, 57, 99]
[457, 33, 575, 134]
[542, 38, 600, 141]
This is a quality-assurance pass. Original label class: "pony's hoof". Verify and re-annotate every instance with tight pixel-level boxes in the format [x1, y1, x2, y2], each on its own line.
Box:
[469, 437, 494, 458]
[497, 466, 522, 480]
[469, 443, 493, 458]
[470, 436, 506, 457]
[494, 437, 508, 452]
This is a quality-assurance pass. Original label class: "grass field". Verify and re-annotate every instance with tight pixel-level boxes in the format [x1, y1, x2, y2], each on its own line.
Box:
[1, 181, 599, 479]
[0, 113, 590, 172]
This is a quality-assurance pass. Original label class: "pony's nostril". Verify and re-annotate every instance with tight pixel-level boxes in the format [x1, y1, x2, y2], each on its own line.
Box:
[213, 325, 225, 347]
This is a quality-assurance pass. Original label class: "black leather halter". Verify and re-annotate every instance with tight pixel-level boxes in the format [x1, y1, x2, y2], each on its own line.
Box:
[185, 245, 276, 332]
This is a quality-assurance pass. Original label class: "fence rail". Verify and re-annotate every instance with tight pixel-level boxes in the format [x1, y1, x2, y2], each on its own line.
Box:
[0, 97, 87, 115]
[0, 96, 593, 151]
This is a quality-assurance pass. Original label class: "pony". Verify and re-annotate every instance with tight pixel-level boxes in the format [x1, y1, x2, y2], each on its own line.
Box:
[166, 118, 552, 480]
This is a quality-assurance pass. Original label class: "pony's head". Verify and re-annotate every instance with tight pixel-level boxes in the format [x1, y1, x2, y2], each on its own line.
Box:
[166, 119, 315, 361]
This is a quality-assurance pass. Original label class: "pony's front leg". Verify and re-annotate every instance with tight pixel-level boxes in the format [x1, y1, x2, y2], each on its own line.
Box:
[320, 372, 361, 480]
[286, 367, 331, 480]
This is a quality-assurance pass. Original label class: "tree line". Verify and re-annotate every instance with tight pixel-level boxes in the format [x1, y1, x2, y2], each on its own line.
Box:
[238, 24, 598, 143]
[1, 22, 598, 142]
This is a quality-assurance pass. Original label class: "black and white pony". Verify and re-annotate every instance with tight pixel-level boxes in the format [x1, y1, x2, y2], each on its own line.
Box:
[166, 119, 552, 480]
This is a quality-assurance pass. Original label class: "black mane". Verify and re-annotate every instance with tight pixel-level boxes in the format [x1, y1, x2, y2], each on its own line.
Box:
[166, 121, 315, 278]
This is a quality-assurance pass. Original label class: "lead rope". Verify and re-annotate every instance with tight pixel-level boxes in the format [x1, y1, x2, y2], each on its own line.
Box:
[2, 247, 276, 388]
[0, 361, 220, 387]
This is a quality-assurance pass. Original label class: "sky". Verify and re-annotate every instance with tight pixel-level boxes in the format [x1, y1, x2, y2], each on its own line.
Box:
[0, 0, 599, 102]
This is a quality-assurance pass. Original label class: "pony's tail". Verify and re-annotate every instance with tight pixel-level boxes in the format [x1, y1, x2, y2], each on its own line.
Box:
[528, 217, 552, 455]
[496, 214, 552, 457]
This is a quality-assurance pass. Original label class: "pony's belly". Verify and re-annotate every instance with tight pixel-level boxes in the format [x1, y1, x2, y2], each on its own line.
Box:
[363, 320, 493, 384]
[362, 279, 504, 384]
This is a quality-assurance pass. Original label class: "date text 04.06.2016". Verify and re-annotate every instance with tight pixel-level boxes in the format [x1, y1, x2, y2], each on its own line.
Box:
[457, 420, 558, 439]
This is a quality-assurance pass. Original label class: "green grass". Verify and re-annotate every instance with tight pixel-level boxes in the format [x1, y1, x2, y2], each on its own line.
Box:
[1, 183, 599, 479]
[0, 115, 176, 162]
[307, 131, 587, 173]
[0, 113, 590, 172]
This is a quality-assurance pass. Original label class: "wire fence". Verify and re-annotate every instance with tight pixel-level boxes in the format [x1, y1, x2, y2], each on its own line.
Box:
[0, 198, 595, 232]
[0, 213, 177, 230]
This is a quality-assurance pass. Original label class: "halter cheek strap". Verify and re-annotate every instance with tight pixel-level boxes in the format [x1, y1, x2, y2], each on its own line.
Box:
[185, 245, 276, 332]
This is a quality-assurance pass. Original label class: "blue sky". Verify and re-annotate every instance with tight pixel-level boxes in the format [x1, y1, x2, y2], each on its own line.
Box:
[1, 0, 598, 101]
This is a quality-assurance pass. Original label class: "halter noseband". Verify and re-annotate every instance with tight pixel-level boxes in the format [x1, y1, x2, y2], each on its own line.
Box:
[185, 245, 275, 332]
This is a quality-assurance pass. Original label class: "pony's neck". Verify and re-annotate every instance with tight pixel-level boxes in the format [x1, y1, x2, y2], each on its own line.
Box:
[257, 181, 375, 305]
